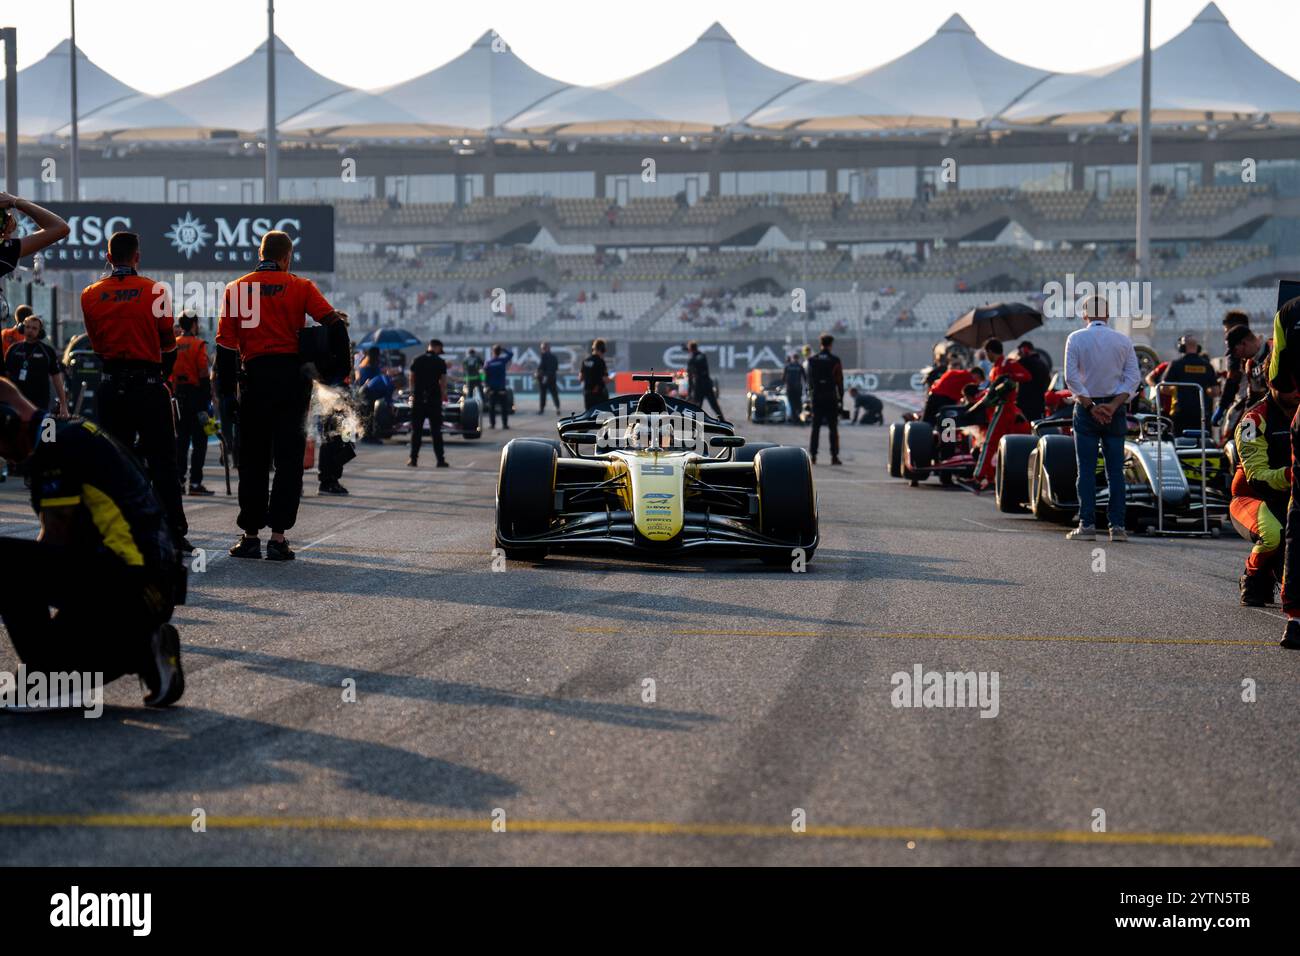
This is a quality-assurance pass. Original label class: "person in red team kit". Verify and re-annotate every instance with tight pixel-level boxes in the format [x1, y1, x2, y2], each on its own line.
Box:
[922, 364, 984, 424]
[81, 231, 190, 552]
[216, 231, 346, 561]
[970, 337, 1031, 488]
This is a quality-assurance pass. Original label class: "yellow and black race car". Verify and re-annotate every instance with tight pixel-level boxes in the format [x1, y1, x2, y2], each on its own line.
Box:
[494, 374, 818, 565]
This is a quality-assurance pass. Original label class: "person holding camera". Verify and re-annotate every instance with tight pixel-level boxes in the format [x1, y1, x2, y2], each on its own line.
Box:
[0, 192, 69, 283]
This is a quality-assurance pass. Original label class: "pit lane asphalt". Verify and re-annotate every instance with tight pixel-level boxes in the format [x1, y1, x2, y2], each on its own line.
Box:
[1, 398, 1297, 866]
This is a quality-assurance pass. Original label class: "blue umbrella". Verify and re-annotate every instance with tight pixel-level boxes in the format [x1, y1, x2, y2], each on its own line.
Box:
[357, 327, 421, 350]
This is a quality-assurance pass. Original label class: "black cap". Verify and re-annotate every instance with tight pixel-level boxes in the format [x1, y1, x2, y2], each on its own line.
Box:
[1225, 324, 1252, 352]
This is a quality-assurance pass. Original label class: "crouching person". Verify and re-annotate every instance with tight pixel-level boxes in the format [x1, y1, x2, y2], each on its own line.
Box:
[0, 378, 185, 707]
[1230, 382, 1297, 606]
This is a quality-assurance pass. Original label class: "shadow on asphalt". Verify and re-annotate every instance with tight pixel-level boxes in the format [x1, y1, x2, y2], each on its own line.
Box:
[185, 644, 719, 733]
[0, 705, 518, 810]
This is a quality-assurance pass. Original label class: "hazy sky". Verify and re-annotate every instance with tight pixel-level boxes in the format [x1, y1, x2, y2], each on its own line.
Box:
[7, 0, 1299, 93]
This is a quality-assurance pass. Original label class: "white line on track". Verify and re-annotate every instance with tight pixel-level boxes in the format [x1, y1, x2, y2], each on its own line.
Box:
[299, 506, 390, 552]
[1245, 606, 1287, 621]
[961, 517, 1024, 533]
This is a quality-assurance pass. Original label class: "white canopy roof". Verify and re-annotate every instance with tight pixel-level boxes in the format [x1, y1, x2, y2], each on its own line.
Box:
[77, 36, 348, 140]
[283, 29, 569, 138]
[1003, 3, 1300, 126]
[507, 23, 805, 135]
[0, 40, 141, 141]
[749, 14, 1051, 132]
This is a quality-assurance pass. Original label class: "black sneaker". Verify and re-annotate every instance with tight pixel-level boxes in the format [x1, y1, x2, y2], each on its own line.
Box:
[319, 481, 349, 496]
[436, 459, 449, 468]
[142, 624, 185, 708]
[176, 535, 195, 554]
[810, 456, 818, 465]
[831, 456, 843, 466]
[406, 458, 418, 467]
[229, 535, 261, 559]
[1282, 619, 1300, 650]
[188, 484, 215, 497]
[266, 539, 295, 562]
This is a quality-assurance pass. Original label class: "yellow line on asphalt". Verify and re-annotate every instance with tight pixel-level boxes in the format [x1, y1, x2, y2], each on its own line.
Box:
[577, 628, 1272, 647]
[0, 814, 1270, 848]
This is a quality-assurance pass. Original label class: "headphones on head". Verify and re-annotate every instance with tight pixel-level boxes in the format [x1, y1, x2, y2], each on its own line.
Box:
[1178, 335, 1190, 354]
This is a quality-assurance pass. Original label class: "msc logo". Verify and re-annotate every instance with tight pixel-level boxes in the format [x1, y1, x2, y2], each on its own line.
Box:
[165, 212, 212, 260]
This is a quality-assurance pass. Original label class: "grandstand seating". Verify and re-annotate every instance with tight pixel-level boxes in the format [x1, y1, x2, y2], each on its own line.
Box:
[614, 198, 679, 227]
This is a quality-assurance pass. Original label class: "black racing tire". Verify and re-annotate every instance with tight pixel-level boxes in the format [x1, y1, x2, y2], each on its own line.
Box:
[516, 437, 569, 458]
[460, 398, 482, 439]
[887, 422, 904, 478]
[755, 446, 818, 561]
[902, 420, 933, 483]
[372, 399, 395, 440]
[995, 434, 1036, 514]
[751, 394, 768, 423]
[495, 439, 556, 558]
[733, 440, 779, 463]
[1032, 434, 1077, 523]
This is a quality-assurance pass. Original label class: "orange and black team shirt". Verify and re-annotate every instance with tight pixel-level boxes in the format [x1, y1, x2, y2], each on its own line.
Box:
[81, 266, 176, 364]
[1, 322, 23, 359]
[216, 261, 335, 362]
[1232, 395, 1291, 510]
[171, 333, 210, 387]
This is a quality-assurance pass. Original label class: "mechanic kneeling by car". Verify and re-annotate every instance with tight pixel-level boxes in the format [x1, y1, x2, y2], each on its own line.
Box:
[0, 377, 186, 707]
[1231, 381, 1298, 606]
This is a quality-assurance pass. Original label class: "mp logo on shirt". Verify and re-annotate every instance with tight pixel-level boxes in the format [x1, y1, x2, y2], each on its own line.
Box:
[49, 886, 152, 936]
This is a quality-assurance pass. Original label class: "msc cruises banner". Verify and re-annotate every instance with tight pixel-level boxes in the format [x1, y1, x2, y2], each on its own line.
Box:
[32, 202, 336, 272]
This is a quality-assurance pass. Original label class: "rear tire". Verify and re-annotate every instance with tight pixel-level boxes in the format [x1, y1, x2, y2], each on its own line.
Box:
[902, 420, 933, 483]
[887, 422, 903, 477]
[995, 434, 1036, 514]
[755, 446, 817, 562]
[733, 441, 778, 464]
[1032, 434, 1077, 523]
[460, 399, 482, 440]
[495, 439, 555, 558]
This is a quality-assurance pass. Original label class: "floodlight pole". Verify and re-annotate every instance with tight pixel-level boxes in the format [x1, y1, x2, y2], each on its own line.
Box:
[69, 0, 79, 201]
[265, 0, 278, 203]
[2, 28, 15, 195]
[1135, 0, 1152, 285]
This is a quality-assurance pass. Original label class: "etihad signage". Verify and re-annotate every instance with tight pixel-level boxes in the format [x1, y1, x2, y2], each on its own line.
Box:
[31, 202, 335, 272]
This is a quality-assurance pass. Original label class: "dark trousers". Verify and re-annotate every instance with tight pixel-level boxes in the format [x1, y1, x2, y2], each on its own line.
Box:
[691, 379, 724, 419]
[175, 383, 209, 488]
[99, 375, 187, 538]
[237, 355, 312, 535]
[583, 387, 608, 410]
[1281, 407, 1300, 615]
[466, 380, 485, 403]
[538, 378, 560, 411]
[786, 387, 802, 423]
[809, 400, 840, 458]
[0, 538, 164, 683]
[318, 434, 355, 484]
[487, 387, 510, 428]
[219, 393, 240, 468]
[409, 402, 445, 463]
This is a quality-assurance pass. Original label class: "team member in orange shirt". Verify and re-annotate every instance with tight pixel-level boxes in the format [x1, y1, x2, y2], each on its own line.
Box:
[172, 311, 215, 497]
[81, 231, 189, 551]
[1, 304, 32, 359]
[216, 230, 345, 561]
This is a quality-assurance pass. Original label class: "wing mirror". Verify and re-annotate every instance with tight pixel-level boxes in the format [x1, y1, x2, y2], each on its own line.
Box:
[709, 435, 745, 448]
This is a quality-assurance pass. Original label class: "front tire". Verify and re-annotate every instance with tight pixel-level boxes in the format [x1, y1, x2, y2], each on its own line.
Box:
[887, 422, 904, 477]
[1032, 434, 1077, 523]
[755, 446, 818, 562]
[495, 439, 556, 558]
[995, 434, 1036, 514]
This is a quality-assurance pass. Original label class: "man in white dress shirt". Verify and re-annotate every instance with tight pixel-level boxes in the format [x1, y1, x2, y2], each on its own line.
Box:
[1062, 296, 1142, 542]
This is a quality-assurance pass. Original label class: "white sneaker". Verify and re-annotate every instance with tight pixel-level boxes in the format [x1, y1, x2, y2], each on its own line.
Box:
[1066, 525, 1096, 541]
[1109, 528, 1128, 542]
